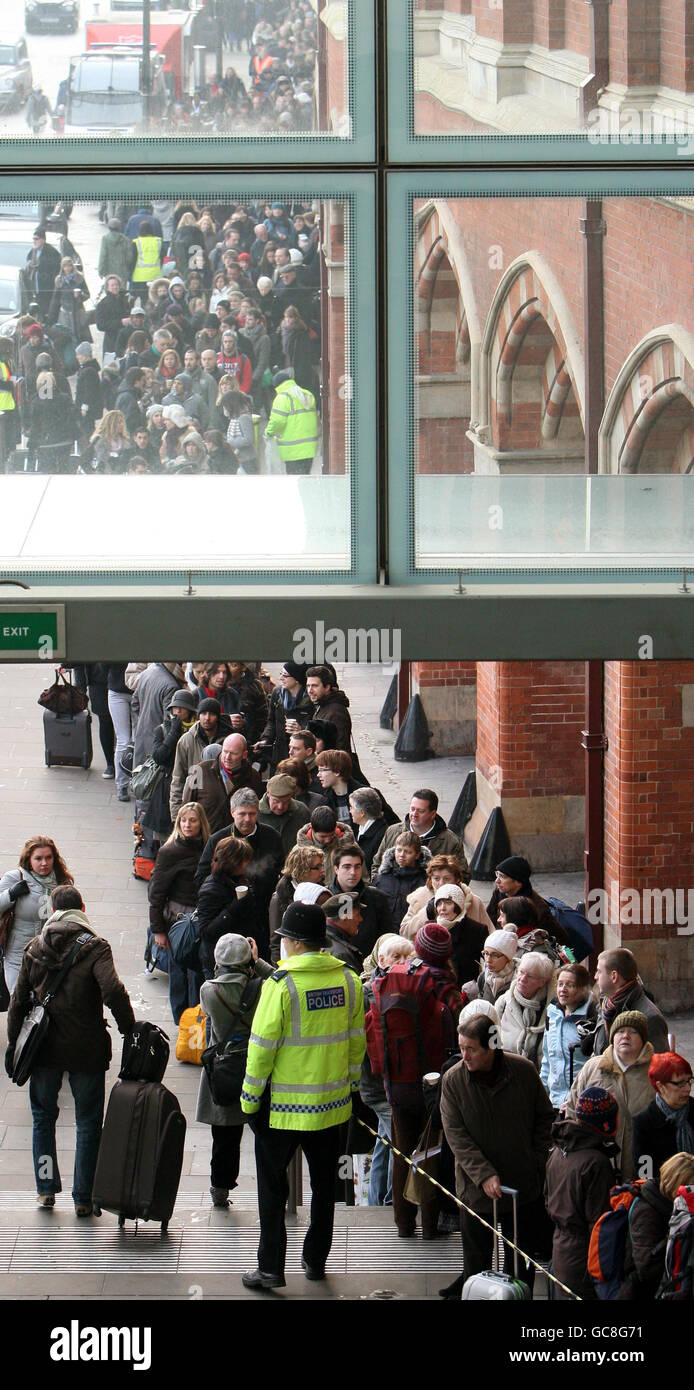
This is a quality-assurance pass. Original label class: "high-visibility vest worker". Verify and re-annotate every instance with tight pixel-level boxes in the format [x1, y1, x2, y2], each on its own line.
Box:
[252, 53, 274, 85]
[0, 361, 15, 413]
[264, 375, 319, 469]
[132, 235, 163, 284]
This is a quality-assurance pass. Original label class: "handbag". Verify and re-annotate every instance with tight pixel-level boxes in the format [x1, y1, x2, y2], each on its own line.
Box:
[201, 975, 263, 1106]
[175, 1004, 207, 1065]
[167, 910, 201, 972]
[38, 668, 88, 716]
[11, 932, 91, 1087]
[130, 755, 164, 801]
[0, 904, 15, 954]
[403, 1112, 442, 1206]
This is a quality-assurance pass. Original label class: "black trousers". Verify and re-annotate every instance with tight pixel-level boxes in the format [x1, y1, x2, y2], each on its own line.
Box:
[251, 1117, 343, 1277]
[460, 1195, 543, 1294]
[210, 1124, 242, 1189]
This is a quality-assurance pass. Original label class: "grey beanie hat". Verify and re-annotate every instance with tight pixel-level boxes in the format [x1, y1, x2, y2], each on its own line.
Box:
[108, 218, 122, 231]
[146, 403, 163, 421]
[214, 933, 252, 969]
[76, 342, 92, 358]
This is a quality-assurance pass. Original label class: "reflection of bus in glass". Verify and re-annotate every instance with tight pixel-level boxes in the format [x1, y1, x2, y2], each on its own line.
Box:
[63, 47, 168, 136]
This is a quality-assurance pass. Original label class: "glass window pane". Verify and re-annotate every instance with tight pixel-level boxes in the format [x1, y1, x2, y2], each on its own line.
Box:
[0, 177, 377, 583]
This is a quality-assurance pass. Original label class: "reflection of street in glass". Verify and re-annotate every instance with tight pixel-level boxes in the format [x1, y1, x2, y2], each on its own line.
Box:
[0, 0, 330, 138]
[0, 195, 350, 481]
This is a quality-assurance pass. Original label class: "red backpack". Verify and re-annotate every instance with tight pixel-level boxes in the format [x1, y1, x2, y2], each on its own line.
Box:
[587, 1180, 644, 1299]
[366, 960, 459, 1104]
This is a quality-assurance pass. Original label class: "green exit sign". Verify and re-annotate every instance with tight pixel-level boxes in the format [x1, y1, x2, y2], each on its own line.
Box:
[0, 607, 65, 660]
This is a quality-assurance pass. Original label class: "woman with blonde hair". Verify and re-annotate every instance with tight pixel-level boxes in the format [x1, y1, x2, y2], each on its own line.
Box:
[400, 853, 492, 940]
[27, 370, 76, 473]
[90, 408, 132, 474]
[268, 843, 324, 959]
[148, 801, 210, 1023]
[0, 837, 74, 991]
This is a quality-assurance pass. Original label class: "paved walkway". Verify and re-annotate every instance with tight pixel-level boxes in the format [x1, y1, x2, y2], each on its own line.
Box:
[0, 660, 690, 1301]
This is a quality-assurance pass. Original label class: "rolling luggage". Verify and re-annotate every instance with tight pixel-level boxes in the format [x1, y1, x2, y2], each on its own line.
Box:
[461, 1187, 532, 1301]
[43, 708, 92, 769]
[92, 1079, 186, 1230]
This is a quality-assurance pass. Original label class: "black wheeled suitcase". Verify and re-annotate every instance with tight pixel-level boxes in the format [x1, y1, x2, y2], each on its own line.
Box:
[43, 708, 93, 769]
[92, 1080, 186, 1231]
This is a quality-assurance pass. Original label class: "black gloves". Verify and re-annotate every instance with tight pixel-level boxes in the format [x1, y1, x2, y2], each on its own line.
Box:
[8, 880, 30, 902]
[4, 1046, 14, 1079]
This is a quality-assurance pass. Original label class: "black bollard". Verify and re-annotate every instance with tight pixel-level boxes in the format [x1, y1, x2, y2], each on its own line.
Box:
[393, 694, 434, 762]
[379, 673, 398, 730]
[468, 806, 511, 881]
[447, 769, 477, 836]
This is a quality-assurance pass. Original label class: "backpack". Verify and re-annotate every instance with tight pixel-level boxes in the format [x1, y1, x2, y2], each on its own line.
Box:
[588, 1180, 644, 1299]
[547, 897, 595, 959]
[365, 960, 457, 1104]
[657, 1187, 694, 1300]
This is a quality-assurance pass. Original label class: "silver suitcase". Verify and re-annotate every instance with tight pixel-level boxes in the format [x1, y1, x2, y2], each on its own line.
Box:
[462, 1186, 532, 1301]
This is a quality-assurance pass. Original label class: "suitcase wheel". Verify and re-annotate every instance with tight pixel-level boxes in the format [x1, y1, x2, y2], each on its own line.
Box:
[92, 1205, 101, 1218]
[161, 1221, 168, 1235]
[81, 753, 90, 769]
[45, 752, 52, 767]
[118, 1214, 126, 1228]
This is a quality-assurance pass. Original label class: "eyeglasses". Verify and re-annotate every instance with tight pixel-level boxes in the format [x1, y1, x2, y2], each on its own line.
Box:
[667, 1077, 693, 1089]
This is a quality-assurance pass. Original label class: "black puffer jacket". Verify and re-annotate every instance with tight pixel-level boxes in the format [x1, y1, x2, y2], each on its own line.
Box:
[148, 834, 204, 933]
[196, 873, 259, 977]
[7, 910, 135, 1073]
[371, 845, 431, 931]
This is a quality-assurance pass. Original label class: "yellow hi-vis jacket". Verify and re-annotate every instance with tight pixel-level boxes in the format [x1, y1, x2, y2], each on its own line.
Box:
[264, 378, 319, 463]
[0, 362, 15, 412]
[132, 235, 163, 283]
[241, 951, 365, 1130]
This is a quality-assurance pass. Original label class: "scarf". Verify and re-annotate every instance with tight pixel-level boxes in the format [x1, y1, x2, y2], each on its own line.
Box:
[27, 869, 58, 923]
[281, 684, 304, 712]
[484, 957, 515, 998]
[602, 982, 633, 1028]
[656, 1094, 694, 1153]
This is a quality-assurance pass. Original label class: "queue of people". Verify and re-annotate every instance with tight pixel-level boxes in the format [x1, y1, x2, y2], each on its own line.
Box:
[0, 198, 321, 476]
[0, 657, 692, 1301]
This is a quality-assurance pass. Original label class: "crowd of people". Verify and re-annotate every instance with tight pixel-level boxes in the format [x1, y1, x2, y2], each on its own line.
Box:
[30, 0, 319, 137]
[0, 198, 322, 475]
[0, 658, 692, 1300]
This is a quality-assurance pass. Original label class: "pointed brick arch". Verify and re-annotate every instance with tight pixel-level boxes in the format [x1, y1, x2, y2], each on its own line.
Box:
[414, 202, 477, 473]
[481, 256, 584, 459]
[599, 326, 694, 474]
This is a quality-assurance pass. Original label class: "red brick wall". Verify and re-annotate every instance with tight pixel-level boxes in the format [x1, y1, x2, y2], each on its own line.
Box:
[416, 661, 477, 687]
[472, 0, 532, 44]
[417, 419, 474, 472]
[610, 0, 661, 87]
[603, 661, 694, 941]
[476, 661, 585, 796]
[562, 0, 590, 57]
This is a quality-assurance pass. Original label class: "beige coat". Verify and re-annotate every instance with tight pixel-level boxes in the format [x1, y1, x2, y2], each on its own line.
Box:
[564, 1041, 654, 1179]
[400, 882, 492, 940]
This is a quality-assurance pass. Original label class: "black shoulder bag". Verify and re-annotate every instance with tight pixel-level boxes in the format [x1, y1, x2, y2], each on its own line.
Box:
[201, 974, 263, 1106]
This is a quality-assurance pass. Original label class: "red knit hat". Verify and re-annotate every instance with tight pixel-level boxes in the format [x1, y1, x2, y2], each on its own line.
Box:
[415, 922, 452, 965]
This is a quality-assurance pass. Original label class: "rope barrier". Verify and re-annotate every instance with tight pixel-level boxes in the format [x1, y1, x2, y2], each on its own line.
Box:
[354, 1116, 582, 1301]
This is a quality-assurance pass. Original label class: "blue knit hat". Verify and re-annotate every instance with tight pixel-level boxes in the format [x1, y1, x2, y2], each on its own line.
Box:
[575, 1085, 619, 1137]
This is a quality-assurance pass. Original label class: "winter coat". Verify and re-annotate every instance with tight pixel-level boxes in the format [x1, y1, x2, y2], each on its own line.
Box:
[228, 671, 268, 746]
[97, 231, 137, 286]
[325, 924, 365, 976]
[618, 1180, 672, 1300]
[257, 683, 314, 769]
[169, 717, 234, 820]
[225, 410, 258, 471]
[0, 867, 58, 978]
[329, 875, 393, 964]
[91, 434, 133, 475]
[24, 242, 61, 300]
[192, 681, 245, 723]
[132, 663, 186, 767]
[268, 875, 297, 961]
[196, 873, 259, 977]
[295, 822, 355, 883]
[440, 1050, 554, 1215]
[354, 818, 387, 872]
[565, 1042, 655, 1179]
[373, 813, 470, 881]
[257, 793, 310, 857]
[27, 391, 75, 454]
[540, 995, 598, 1108]
[48, 271, 92, 342]
[593, 983, 669, 1058]
[182, 755, 262, 834]
[195, 822, 282, 955]
[475, 962, 516, 1006]
[544, 1117, 617, 1300]
[74, 359, 103, 433]
[195, 958, 274, 1126]
[6, 910, 135, 1073]
[401, 881, 492, 940]
[309, 689, 353, 752]
[140, 714, 186, 835]
[148, 834, 204, 934]
[496, 978, 552, 1071]
[114, 384, 145, 437]
[371, 846, 430, 932]
[632, 1097, 694, 1183]
[486, 885, 560, 937]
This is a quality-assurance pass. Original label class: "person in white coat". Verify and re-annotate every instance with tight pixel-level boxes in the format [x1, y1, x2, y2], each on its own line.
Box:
[0, 837, 75, 992]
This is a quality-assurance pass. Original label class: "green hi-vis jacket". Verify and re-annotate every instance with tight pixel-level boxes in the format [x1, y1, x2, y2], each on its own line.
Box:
[264, 379, 319, 463]
[241, 951, 366, 1131]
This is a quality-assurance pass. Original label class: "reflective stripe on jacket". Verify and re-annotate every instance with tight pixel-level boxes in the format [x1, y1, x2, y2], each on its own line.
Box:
[264, 379, 319, 462]
[132, 236, 162, 283]
[241, 950, 366, 1130]
[0, 362, 15, 412]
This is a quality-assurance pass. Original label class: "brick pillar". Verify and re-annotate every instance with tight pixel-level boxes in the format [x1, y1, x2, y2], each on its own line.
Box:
[413, 662, 477, 755]
[602, 660, 694, 1011]
[473, 0, 533, 43]
[467, 661, 585, 870]
[535, 0, 566, 50]
[610, 0, 661, 86]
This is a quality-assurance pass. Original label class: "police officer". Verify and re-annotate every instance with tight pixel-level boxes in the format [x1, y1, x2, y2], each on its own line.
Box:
[241, 899, 365, 1289]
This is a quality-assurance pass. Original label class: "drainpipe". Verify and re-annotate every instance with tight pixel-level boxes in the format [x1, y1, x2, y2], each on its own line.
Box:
[397, 662, 411, 727]
[580, 199, 607, 942]
[580, 0, 611, 124]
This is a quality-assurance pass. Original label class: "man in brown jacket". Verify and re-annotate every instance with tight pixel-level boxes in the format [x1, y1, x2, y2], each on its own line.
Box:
[440, 1011, 554, 1294]
[182, 733, 263, 832]
[6, 885, 135, 1216]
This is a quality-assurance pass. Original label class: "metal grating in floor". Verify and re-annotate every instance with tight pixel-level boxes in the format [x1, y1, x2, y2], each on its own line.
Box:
[3, 1223, 460, 1274]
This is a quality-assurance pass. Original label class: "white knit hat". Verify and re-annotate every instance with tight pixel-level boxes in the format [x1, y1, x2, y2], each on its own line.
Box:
[459, 999, 500, 1028]
[433, 883, 466, 912]
[293, 882, 330, 906]
[485, 928, 518, 960]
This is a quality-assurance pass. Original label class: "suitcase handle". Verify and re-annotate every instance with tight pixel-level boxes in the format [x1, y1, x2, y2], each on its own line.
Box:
[491, 1186, 521, 1281]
